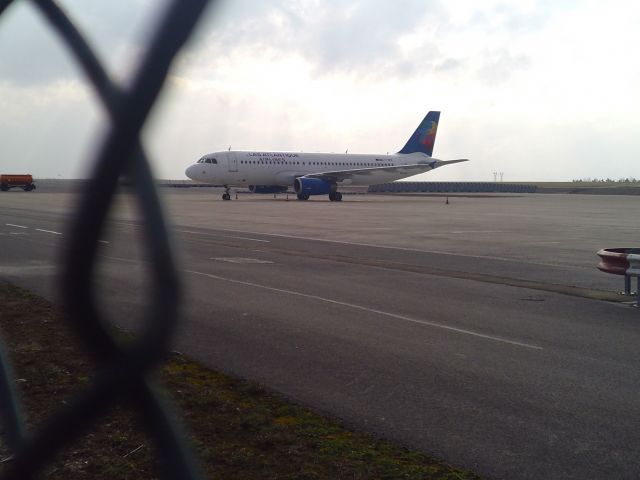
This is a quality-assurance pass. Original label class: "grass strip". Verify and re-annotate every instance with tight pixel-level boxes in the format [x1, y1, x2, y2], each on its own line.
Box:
[0, 282, 481, 479]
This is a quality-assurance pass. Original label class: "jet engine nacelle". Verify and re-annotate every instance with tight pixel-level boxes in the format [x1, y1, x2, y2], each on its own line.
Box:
[294, 177, 333, 196]
[249, 185, 288, 194]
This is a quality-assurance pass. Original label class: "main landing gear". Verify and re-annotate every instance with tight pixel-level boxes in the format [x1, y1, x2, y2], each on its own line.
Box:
[296, 191, 342, 201]
[329, 191, 342, 202]
[222, 186, 231, 201]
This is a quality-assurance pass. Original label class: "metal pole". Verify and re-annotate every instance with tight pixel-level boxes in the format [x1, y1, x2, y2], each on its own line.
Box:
[625, 274, 631, 295]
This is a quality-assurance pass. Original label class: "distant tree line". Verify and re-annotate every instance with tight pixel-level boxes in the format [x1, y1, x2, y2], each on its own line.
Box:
[572, 178, 639, 183]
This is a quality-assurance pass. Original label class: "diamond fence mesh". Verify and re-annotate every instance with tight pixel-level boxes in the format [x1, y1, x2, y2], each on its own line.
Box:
[0, 1, 214, 478]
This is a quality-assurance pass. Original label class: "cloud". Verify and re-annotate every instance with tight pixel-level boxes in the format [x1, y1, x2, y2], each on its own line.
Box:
[285, 0, 441, 72]
[476, 49, 530, 85]
[2, 0, 639, 182]
[187, 0, 449, 78]
[0, 0, 163, 86]
[0, 3, 77, 86]
[468, 2, 552, 34]
[0, 80, 101, 178]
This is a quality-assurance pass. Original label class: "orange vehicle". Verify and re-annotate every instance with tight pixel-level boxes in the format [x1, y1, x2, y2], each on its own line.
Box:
[0, 174, 36, 192]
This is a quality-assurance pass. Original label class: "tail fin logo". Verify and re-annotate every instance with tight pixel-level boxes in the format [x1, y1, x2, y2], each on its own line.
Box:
[398, 111, 440, 156]
[417, 121, 438, 151]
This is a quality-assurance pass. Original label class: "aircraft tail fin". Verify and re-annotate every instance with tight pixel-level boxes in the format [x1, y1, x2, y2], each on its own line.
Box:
[398, 111, 440, 156]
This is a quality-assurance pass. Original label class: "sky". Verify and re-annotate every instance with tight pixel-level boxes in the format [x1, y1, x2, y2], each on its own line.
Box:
[0, 0, 638, 182]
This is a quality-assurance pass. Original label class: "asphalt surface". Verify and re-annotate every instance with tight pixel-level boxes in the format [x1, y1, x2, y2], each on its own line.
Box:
[1, 187, 640, 479]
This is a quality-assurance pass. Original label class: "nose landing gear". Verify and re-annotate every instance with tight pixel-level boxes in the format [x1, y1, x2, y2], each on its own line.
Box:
[222, 185, 231, 201]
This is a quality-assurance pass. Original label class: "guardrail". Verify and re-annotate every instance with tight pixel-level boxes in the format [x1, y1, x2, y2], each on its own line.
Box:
[597, 248, 640, 304]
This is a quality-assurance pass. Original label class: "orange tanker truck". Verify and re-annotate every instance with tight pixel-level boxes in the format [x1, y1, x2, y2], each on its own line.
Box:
[0, 174, 36, 192]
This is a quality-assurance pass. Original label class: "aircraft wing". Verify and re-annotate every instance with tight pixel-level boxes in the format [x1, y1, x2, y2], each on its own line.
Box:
[300, 159, 468, 183]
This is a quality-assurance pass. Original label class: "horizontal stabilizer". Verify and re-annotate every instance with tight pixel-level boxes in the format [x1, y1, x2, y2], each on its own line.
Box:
[434, 159, 469, 166]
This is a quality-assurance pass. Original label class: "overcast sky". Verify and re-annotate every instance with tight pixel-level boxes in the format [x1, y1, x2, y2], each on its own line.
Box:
[1, 0, 638, 181]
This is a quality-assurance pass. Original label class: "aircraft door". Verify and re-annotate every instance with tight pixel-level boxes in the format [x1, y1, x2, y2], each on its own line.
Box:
[227, 152, 238, 172]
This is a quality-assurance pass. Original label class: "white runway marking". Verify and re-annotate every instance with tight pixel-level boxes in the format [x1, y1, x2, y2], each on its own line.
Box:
[226, 235, 270, 243]
[185, 269, 543, 351]
[6, 224, 27, 229]
[35, 229, 62, 235]
[175, 229, 270, 243]
[204, 227, 580, 269]
[450, 230, 503, 234]
[210, 257, 274, 264]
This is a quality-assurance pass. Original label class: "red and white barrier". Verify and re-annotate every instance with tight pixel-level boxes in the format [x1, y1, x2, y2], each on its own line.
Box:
[597, 248, 640, 305]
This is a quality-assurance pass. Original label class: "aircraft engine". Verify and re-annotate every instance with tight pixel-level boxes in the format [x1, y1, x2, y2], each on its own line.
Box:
[294, 177, 333, 196]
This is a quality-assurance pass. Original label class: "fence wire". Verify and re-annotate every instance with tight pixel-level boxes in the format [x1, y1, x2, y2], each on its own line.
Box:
[0, 0, 214, 478]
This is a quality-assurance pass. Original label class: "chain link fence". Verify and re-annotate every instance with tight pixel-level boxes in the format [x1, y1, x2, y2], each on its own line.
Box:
[0, 1, 215, 478]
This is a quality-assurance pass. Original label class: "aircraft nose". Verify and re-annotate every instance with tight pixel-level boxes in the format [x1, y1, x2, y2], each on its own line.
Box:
[185, 165, 194, 179]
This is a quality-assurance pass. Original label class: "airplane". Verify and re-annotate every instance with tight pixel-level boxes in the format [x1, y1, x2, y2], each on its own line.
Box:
[185, 111, 468, 201]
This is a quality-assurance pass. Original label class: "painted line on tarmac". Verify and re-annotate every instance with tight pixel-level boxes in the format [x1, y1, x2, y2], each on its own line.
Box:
[199, 226, 583, 270]
[210, 257, 274, 264]
[175, 229, 270, 243]
[18, 225, 109, 243]
[450, 230, 503, 234]
[227, 235, 270, 243]
[6, 223, 28, 229]
[185, 268, 543, 351]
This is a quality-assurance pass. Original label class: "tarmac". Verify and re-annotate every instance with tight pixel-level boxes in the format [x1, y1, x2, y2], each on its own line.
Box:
[1, 186, 639, 479]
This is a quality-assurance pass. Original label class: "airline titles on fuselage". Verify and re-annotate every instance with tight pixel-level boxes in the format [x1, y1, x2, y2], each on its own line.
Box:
[243, 151, 393, 166]
[248, 152, 300, 162]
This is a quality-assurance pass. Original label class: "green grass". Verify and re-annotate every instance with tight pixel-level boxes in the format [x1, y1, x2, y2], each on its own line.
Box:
[0, 283, 482, 479]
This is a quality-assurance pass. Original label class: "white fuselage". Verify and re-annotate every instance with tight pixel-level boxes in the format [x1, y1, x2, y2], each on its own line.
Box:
[185, 150, 436, 188]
